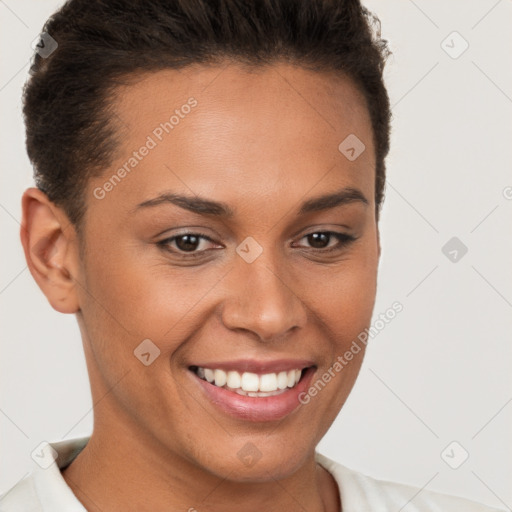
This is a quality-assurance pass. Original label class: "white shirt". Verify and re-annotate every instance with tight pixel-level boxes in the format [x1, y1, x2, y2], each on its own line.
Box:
[0, 436, 504, 511]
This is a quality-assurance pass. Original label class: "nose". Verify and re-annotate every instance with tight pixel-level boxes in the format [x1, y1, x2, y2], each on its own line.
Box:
[220, 251, 308, 342]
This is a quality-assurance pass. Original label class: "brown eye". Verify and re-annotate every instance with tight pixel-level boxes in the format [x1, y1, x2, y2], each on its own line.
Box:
[306, 232, 330, 249]
[297, 232, 356, 252]
[174, 234, 201, 252]
[157, 233, 217, 256]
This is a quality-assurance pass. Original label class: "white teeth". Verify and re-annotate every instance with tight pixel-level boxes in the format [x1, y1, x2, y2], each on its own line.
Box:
[214, 369, 227, 387]
[241, 372, 259, 392]
[259, 373, 278, 392]
[277, 371, 288, 390]
[226, 370, 241, 388]
[194, 366, 304, 395]
[237, 388, 286, 397]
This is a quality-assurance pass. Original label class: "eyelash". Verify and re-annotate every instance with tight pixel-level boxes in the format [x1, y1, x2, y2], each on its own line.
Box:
[157, 231, 357, 258]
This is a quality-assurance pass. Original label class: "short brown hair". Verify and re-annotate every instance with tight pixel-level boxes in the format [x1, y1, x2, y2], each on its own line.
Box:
[23, 0, 392, 231]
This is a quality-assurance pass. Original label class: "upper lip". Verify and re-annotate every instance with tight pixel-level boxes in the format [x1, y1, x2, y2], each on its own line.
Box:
[189, 359, 316, 374]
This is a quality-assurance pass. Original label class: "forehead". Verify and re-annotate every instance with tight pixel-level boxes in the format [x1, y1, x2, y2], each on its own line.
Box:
[90, 62, 375, 217]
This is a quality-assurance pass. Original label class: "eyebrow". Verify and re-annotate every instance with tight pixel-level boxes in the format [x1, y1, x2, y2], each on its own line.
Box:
[132, 186, 368, 217]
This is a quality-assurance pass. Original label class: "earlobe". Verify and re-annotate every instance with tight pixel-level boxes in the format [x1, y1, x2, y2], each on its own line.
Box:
[20, 187, 81, 314]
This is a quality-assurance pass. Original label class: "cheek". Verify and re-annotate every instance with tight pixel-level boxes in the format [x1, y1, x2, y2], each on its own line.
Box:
[302, 239, 379, 336]
[82, 240, 217, 338]
[298, 247, 378, 426]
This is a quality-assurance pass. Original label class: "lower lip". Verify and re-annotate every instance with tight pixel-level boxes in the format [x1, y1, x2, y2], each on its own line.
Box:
[190, 367, 316, 422]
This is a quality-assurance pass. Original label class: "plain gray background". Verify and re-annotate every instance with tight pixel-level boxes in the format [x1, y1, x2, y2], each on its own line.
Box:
[1, 0, 511, 509]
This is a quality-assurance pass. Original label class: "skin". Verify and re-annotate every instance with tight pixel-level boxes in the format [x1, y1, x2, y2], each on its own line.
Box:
[20, 62, 380, 512]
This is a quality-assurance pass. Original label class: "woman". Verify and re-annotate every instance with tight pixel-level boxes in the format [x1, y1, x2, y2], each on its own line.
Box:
[0, 0, 504, 510]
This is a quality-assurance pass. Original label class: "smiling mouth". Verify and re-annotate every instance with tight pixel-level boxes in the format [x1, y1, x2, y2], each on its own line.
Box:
[189, 365, 312, 397]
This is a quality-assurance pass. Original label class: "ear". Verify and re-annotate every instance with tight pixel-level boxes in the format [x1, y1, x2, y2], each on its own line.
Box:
[20, 187, 81, 314]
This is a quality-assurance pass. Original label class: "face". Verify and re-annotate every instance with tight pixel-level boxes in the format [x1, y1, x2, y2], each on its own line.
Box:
[62, 63, 379, 480]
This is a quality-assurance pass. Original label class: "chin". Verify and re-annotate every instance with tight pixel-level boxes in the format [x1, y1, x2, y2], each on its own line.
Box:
[191, 438, 313, 483]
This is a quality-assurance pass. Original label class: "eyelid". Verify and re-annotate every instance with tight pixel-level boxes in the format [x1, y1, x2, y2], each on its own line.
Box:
[157, 229, 357, 258]
[293, 231, 357, 250]
[156, 232, 223, 260]
[157, 232, 218, 248]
